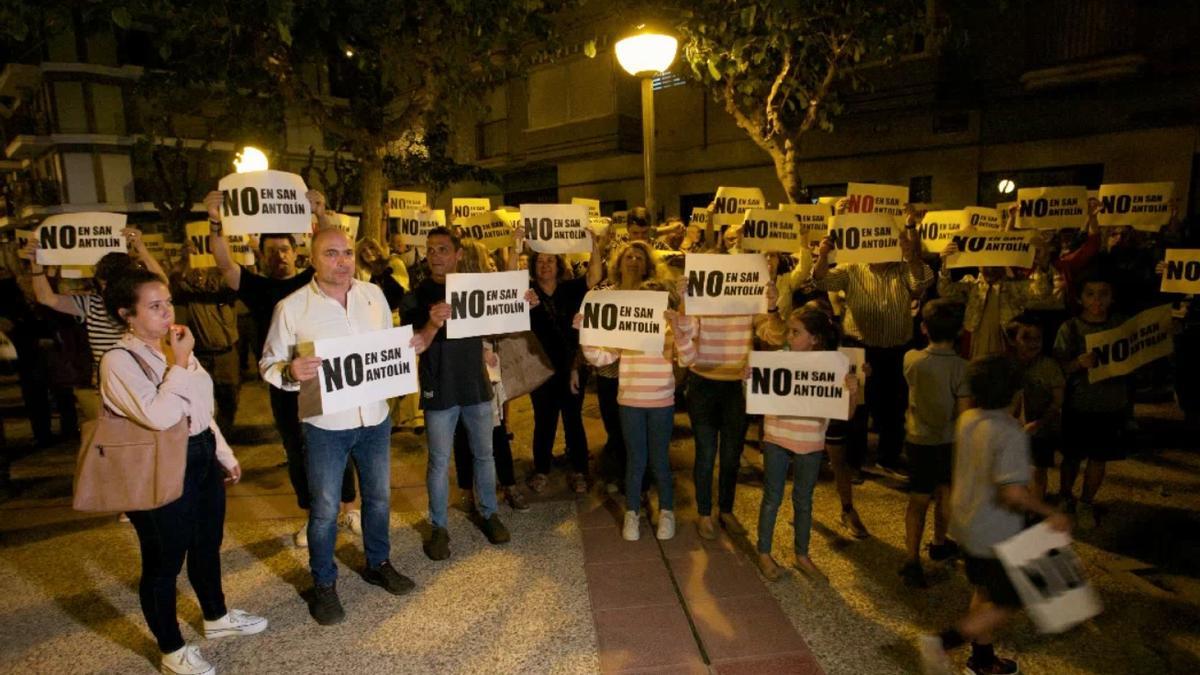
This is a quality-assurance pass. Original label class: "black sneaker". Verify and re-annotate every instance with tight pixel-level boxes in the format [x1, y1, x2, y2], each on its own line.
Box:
[363, 561, 415, 596]
[899, 561, 928, 588]
[309, 583, 345, 625]
[928, 539, 960, 562]
[965, 655, 1019, 674]
[424, 526, 450, 560]
[482, 514, 511, 544]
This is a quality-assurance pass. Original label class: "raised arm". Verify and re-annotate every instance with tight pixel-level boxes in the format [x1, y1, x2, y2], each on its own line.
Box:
[22, 240, 82, 316]
[586, 230, 605, 289]
[124, 228, 166, 279]
[205, 191, 243, 291]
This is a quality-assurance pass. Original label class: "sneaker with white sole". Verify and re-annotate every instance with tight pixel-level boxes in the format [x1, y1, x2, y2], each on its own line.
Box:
[656, 510, 676, 540]
[161, 644, 214, 675]
[340, 509, 362, 536]
[294, 525, 308, 548]
[917, 634, 954, 675]
[204, 608, 268, 639]
[622, 510, 640, 541]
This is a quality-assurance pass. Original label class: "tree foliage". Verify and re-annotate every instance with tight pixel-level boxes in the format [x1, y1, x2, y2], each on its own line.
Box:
[673, 0, 933, 201]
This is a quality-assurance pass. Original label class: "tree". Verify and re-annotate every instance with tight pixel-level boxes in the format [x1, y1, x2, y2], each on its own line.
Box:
[383, 121, 496, 207]
[673, 0, 933, 202]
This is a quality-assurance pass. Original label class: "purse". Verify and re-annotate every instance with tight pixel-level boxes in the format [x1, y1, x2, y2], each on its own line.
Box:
[72, 348, 190, 513]
[496, 331, 555, 401]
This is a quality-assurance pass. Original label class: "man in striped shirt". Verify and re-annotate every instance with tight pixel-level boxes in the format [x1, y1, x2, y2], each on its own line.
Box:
[812, 225, 933, 473]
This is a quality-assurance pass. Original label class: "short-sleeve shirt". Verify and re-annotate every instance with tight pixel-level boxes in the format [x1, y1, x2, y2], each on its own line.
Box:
[237, 267, 314, 353]
[1053, 315, 1128, 413]
[949, 408, 1032, 558]
[70, 293, 124, 365]
[903, 345, 971, 445]
[405, 278, 492, 411]
[1020, 355, 1065, 438]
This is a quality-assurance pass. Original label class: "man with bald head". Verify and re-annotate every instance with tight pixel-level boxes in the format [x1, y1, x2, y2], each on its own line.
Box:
[261, 226, 419, 625]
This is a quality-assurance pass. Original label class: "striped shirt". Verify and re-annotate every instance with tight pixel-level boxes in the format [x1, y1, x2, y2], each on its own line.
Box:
[812, 262, 933, 347]
[582, 324, 697, 407]
[763, 415, 829, 454]
[684, 315, 755, 381]
[70, 293, 124, 366]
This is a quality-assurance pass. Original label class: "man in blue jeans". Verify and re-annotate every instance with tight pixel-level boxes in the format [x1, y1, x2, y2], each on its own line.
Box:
[405, 226, 516, 560]
[261, 227, 418, 625]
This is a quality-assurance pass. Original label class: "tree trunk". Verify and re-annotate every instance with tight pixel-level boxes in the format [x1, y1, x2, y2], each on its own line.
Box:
[358, 150, 385, 243]
[773, 140, 803, 204]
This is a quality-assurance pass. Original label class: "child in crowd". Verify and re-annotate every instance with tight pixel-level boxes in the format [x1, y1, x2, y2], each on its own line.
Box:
[1052, 271, 1128, 529]
[920, 354, 1069, 675]
[579, 280, 697, 541]
[1007, 313, 1065, 502]
[752, 308, 859, 581]
[900, 299, 972, 588]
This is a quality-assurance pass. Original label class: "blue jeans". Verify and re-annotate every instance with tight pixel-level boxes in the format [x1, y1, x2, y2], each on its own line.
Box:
[757, 442, 824, 556]
[426, 402, 498, 528]
[303, 419, 392, 586]
[619, 405, 675, 513]
[686, 375, 747, 516]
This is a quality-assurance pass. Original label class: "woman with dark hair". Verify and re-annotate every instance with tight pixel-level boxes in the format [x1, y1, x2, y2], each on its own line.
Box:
[100, 268, 266, 675]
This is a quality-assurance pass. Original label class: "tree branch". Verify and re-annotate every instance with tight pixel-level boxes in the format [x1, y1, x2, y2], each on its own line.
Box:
[764, 48, 792, 141]
[722, 77, 779, 158]
[799, 37, 848, 134]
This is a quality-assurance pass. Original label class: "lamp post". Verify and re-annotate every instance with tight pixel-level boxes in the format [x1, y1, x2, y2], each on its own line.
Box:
[615, 28, 677, 226]
[233, 146, 269, 173]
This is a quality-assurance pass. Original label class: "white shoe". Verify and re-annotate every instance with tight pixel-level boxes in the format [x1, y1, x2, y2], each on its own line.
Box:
[656, 510, 676, 540]
[204, 608, 268, 639]
[161, 644, 214, 675]
[622, 511, 640, 541]
[119, 513, 131, 523]
[340, 509, 362, 536]
[293, 526, 308, 548]
[917, 635, 953, 675]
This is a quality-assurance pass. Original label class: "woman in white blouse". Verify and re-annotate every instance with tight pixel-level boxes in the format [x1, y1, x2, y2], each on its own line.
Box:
[99, 268, 266, 675]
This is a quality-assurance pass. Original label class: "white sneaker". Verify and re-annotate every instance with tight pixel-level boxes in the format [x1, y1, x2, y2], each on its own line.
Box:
[340, 509, 362, 536]
[656, 510, 676, 540]
[917, 635, 953, 675]
[119, 513, 131, 523]
[161, 644, 214, 675]
[293, 525, 308, 548]
[622, 511, 640, 541]
[204, 608, 269, 639]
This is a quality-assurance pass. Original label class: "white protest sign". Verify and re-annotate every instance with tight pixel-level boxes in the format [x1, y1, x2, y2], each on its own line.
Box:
[16, 229, 35, 260]
[1161, 249, 1200, 294]
[994, 523, 1102, 634]
[461, 211, 516, 250]
[1085, 304, 1173, 383]
[916, 210, 967, 254]
[579, 289, 669, 354]
[395, 209, 446, 247]
[572, 197, 601, 218]
[780, 203, 831, 238]
[451, 198, 491, 225]
[1096, 182, 1173, 231]
[227, 235, 256, 267]
[520, 204, 592, 254]
[745, 350, 851, 420]
[827, 213, 903, 264]
[387, 190, 426, 217]
[710, 186, 766, 228]
[185, 221, 216, 268]
[217, 170, 310, 234]
[965, 206, 1002, 230]
[1016, 186, 1088, 230]
[445, 270, 531, 339]
[684, 253, 769, 316]
[739, 208, 805, 253]
[845, 182, 909, 217]
[35, 212, 127, 266]
[335, 213, 359, 241]
[300, 325, 418, 419]
[944, 229, 1038, 269]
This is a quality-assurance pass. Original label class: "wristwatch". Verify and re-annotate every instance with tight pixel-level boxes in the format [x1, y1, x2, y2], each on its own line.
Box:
[280, 364, 298, 385]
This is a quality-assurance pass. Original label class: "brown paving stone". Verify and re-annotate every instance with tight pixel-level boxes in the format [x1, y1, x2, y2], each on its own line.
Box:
[594, 604, 705, 673]
[658, 517, 737, 559]
[581, 521, 662, 564]
[671, 550, 765, 604]
[711, 653, 823, 675]
[613, 662, 711, 675]
[578, 494, 625, 530]
[689, 594, 813, 662]
[584, 559, 678, 611]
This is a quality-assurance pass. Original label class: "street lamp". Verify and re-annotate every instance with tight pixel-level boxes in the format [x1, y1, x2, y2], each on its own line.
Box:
[616, 26, 678, 226]
[233, 146, 269, 173]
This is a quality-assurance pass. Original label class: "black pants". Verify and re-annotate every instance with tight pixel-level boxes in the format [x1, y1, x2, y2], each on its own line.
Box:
[529, 368, 589, 474]
[268, 386, 356, 510]
[595, 374, 626, 483]
[455, 418, 516, 488]
[686, 375, 748, 516]
[862, 345, 908, 466]
[196, 349, 240, 434]
[127, 430, 227, 654]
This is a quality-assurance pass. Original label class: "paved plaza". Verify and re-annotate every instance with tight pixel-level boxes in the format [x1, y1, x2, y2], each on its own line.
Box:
[2, 377, 1198, 674]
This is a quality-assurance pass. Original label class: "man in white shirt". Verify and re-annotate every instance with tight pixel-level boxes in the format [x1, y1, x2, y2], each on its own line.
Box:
[260, 227, 419, 625]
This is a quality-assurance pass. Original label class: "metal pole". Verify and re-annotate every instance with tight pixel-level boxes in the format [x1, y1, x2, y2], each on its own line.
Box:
[640, 76, 657, 226]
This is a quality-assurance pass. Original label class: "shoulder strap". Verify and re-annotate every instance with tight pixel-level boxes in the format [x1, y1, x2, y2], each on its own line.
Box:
[114, 347, 165, 385]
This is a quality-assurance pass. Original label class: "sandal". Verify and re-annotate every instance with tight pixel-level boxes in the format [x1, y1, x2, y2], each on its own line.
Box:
[527, 473, 549, 494]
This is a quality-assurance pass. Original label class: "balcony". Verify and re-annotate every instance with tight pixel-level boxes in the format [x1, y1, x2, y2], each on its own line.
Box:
[1020, 0, 1146, 90]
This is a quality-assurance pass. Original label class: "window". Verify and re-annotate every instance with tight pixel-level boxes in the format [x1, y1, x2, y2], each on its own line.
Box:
[527, 56, 614, 129]
[909, 176, 933, 204]
[652, 71, 686, 91]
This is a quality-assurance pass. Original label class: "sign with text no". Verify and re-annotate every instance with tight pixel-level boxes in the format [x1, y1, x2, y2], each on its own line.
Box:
[394, 209, 446, 247]
[460, 211, 516, 250]
[826, 213, 903, 264]
[1161, 249, 1200, 294]
[520, 204, 592, 254]
[300, 325, 418, 419]
[710, 186, 766, 229]
[845, 182, 909, 217]
[451, 198, 492, 226]
[995, 523, 1101, 634]
[388, 190, 427, 218]
[1084, 304, 1173, 383]
[1096, 182, 1173, 231]
[445, 270, 531, 339]
[1016, 186, 1088, 230]
[217, 170, 311, 235]
[944, 230, 1038, 269]
[684, 253, 769, 316]
[185, 221, 217, 268]
[35, 212, 127, 266]
[739, 208, 805, 253]
[579, 289, 669, 354]
[745, 350, 851, 420]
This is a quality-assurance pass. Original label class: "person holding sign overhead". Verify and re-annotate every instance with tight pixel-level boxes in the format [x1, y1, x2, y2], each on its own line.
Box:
[260, 227, 418, 625]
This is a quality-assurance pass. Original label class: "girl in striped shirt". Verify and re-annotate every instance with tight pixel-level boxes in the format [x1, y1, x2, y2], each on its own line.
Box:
[579, 280, 697, 541]
[753, 307, 859, 581]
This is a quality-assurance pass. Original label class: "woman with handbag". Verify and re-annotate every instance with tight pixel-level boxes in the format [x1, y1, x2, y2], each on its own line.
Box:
[98, 268, 266, 675]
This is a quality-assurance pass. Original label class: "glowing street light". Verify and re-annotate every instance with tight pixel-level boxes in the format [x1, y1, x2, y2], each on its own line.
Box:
[998, 178, 1016, 194]
[234, 146, 269, 173]
[615, 26, 678, 226]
